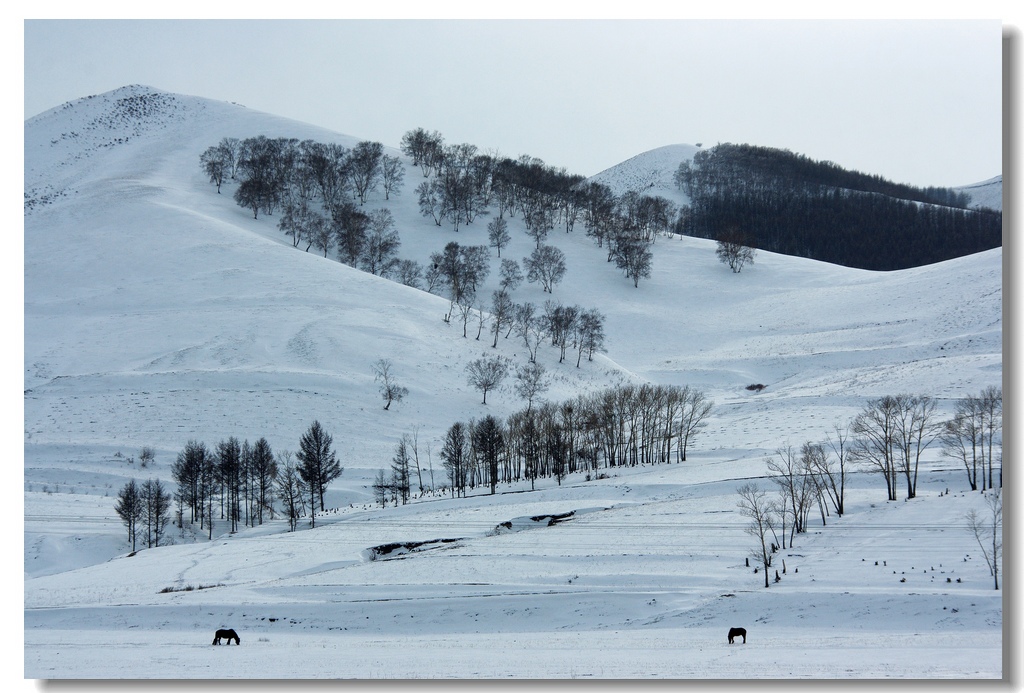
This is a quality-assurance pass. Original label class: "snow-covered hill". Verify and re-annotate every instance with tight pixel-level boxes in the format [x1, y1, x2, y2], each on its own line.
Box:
[23, 86, 1003, 679]
[587, 143, 699, 207]
[957, 175, 1003, 212]
[588, 142, 1004, 214]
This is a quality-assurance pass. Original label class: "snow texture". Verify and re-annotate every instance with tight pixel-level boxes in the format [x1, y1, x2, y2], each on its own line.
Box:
[23, 85, 1003, 681]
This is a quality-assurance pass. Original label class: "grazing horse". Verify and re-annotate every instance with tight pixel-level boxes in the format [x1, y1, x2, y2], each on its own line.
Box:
[728, 627, 747, 644]
[212, 628, 240, 645]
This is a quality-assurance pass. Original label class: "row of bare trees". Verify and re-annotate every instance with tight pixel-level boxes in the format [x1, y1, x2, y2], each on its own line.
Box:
[428, 383, 714, 498]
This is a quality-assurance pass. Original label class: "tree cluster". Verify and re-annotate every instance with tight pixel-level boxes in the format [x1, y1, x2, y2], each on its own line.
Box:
[434, 383, 713, 498]
[940, 386, 1002, 492]
[170, 437, 280, 539]
[579, 184, 668, 286]
[200, 136, 409, 276]
[164, 420, 343, 539]
[715, 227, 757, 273]
[427, 238, 606, 369]
[405, 128, 665, 288]
[739, 386, 1002, 589]
[202, 136, 403, 216]
[674, 143, 1002, 270]
[115, 477, 173, 552]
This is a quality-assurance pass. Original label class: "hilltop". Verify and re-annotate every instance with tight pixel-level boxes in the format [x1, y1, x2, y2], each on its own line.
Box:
[24, 86, 1003, 679]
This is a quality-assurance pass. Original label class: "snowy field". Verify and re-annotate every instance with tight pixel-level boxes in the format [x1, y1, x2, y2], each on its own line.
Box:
[22, 86, 1005, 681]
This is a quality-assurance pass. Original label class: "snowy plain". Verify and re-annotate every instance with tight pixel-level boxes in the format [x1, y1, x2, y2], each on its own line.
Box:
[22, 86, 1005, 681]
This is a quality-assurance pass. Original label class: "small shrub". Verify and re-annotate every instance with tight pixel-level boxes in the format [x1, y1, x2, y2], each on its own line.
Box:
[746, 384, 766, 392]
[159, 583, 223, 594]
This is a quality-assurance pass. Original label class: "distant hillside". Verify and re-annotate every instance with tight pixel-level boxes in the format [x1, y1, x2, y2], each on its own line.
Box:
[588, 142, 1002, 271]
[587, 143, 698, 208]
[956, 175, 1003, 212]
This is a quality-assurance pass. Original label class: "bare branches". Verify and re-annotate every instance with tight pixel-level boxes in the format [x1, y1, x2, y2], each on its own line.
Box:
[965, 489, 1002, 590]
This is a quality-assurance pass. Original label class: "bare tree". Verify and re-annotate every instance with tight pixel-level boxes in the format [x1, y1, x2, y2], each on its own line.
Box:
[891, 394, 938, 499]
[349, 140, 384, 204]
[115, 479, 144, 552]
[490, 290, 515, 348]
[473, 414, 505, 494]
[381, 154, 405, 200]
[360, 209, 401, 276]
[524, 245, 567, 294]
[575, 308, 605, 367]
[614, 238, 653, 287]
[498, 259, 523, 294]
[312, 217, 334, 258]
[524, 204, 555, 248]
[942, 395, 985, 491]
[373, 359, 409, 411]
[979, 386, 1002, 489]
[466, 355, 510, 405]
[394, 259, 423, 289]
[410, 427, 425, 494]
[965, 489, 1002, 590]
[716, 225, 757, 272]
[716, 228, 756, 273]
[516, 304, 546, 364]
[488, 216, 511, 257]
[766, 445, 814, 548]
[812, 422, 851, 517]
[200, 145, 230, 193]
[852, 395, 900, 501]
[278, 199, 321, 250]
[333, 201, 370, 266]
[141, 478, 173, 548]
[216, 437, 243, 533]
[250, 437, 277, 525]
[474, 301, 488, 341]
[274, 451, 306, 532]
[514, 361, 549, 413]
[417, 180, 444, 226]
[542, 301, 578, 363]
[677, 386, 714, 462]
[737, 483, 775, 588]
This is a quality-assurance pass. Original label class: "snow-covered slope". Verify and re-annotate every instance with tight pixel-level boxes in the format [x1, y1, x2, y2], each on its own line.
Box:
[957, 175, 1003, 212]
[587, 142, 698, 206]
[23, 86, 1003, 679]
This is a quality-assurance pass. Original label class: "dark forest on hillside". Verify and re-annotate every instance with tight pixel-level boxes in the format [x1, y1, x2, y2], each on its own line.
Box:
[673, 143, 1002, 270]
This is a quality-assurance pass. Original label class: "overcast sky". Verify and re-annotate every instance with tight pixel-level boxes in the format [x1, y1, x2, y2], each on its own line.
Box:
[22, 15, 1010, 189]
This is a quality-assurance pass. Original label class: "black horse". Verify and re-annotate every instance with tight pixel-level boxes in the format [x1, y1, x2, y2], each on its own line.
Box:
[212, 628, 240, 645]
[728, 627, 746, 644]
